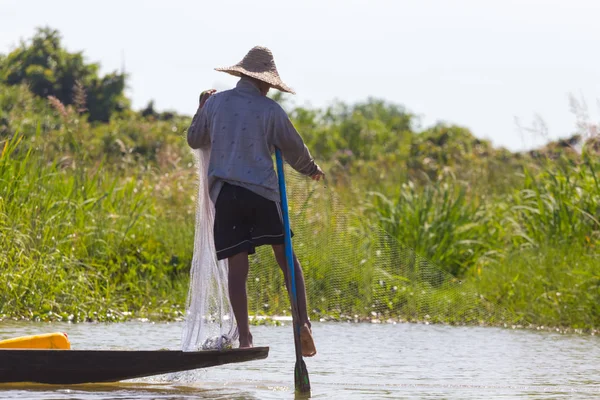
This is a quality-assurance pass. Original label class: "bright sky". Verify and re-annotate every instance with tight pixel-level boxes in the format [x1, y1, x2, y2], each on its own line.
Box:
[2, 0, 599, 151]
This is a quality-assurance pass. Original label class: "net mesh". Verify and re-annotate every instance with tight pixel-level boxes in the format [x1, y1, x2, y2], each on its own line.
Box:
[247, 167, 511, 327]
[181, 148, 237, 352]
[182, 154, 514, 352]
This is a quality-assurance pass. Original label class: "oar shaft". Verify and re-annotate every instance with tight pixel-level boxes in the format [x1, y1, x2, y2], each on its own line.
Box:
[276, 155, 297, 300]
[275, 150, 301, 345]
[275, 149, 311, 394]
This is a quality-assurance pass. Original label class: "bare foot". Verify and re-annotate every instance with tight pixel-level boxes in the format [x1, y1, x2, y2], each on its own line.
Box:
[239, 333, 253, 349]
[300, 324, 317, 357]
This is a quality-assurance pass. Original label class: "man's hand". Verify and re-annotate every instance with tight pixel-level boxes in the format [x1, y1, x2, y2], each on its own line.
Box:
[199, 89, 216, 109]
[311, 165, 325, 182]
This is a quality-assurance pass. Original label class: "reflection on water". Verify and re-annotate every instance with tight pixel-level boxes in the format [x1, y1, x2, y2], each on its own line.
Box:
[0, 321, 599, 399]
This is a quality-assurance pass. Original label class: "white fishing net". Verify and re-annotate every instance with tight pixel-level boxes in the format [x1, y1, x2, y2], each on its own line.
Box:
[244, 168, 515, 329]
[181, 147, 238, 352]
[181, 147, 516, 353]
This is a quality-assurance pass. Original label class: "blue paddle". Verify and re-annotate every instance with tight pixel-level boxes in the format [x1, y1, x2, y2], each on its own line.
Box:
[275, 148, 311, 395]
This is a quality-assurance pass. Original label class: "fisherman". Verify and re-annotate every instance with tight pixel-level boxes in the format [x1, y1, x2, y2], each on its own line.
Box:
[187, 46, 323, 357]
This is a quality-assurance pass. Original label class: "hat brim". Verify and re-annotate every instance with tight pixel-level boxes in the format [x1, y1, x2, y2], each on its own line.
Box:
[215, 66, 296, 95]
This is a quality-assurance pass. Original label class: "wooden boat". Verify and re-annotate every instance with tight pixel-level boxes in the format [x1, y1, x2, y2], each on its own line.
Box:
[0, 347, 269, 384]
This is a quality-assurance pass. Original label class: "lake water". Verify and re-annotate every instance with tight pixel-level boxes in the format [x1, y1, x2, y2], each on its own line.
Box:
[0, 321, 599, 399]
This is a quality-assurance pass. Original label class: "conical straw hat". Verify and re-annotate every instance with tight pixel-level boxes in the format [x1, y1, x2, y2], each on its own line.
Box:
[215, 46, 295, 94]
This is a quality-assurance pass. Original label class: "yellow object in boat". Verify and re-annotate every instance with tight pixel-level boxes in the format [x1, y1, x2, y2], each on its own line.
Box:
[0, 332, 70, 349]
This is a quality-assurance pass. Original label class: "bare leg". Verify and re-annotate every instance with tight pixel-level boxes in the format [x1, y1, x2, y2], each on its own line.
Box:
[272, 244, 317, 356]
[272, 244, 310, 326]
[227, 252, 253, 348]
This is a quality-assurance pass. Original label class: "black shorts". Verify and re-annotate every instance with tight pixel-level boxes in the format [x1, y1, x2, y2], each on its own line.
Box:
[214, 183, 291, 260]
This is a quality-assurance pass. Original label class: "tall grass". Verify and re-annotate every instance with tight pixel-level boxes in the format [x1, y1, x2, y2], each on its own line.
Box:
[509, 156, 600, 249]
[0, 131, 191, 321]
[476, 244, 600, 329]
[365, 177, 502, 277]
[350, 146, 600, 330]
[1, 81, 599, 331]
[243, 173, 512, 327]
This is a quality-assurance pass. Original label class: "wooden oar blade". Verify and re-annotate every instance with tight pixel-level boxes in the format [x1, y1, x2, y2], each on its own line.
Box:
[294, 358, 311, 394]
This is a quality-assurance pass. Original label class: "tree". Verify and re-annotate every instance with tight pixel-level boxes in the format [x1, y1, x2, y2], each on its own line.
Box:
[0, 27, 129, 122]
[291, 98, 416, 161]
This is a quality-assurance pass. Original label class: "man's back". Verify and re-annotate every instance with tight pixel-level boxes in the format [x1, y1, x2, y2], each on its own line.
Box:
[188, 76, 318, 203]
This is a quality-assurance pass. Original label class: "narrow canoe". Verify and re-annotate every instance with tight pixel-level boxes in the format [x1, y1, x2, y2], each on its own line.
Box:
[0, 347, 269, 384]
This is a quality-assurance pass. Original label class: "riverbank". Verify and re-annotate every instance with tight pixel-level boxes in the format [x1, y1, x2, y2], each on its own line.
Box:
[1, 81, 599, 332]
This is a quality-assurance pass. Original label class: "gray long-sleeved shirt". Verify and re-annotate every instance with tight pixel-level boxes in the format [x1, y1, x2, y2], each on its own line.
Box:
[187, 77, 319, 203]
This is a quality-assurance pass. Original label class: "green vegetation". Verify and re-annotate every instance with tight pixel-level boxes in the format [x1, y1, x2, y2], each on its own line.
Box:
[1, 28, 598, 332]
[0, 28, 128, 122]
[0, 85, 193, 322]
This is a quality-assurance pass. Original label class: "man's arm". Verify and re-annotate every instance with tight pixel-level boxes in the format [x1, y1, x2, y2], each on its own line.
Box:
[187, 90, 215, 149]
[268, 105, 324, 180]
